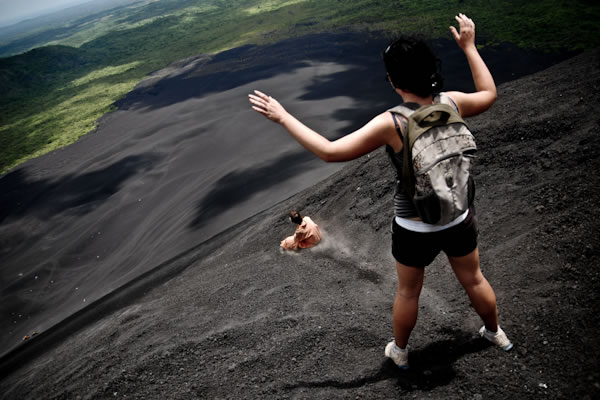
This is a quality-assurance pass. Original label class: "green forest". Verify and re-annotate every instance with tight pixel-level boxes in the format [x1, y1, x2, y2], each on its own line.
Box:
[1, 0, 599, 173]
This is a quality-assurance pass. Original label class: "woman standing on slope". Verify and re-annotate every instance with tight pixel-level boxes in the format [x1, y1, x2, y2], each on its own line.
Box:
[248, 13, 512, 369]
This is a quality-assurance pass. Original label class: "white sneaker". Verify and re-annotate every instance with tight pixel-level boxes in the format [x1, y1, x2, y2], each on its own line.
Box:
[385, 341, 409, 369]
[479, 325, 513, 351]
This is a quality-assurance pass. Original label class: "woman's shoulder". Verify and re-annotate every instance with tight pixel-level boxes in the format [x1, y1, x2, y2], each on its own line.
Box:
[441, 90, 497, 118]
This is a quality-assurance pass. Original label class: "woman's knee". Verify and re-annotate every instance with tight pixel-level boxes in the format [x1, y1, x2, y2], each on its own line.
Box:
[448, 248, 485, 287]
[395, 262, 424, 298]
[395, 276, 424, 299]
[458, 271, 487, 290]
[396, 285, 421, 300]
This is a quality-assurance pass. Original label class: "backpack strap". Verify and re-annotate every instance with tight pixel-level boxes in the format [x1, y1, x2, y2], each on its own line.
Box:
[385, 112, 406, 181]
[387, 104, 418, 118]
[387, 103, 420, 194]
[434, 92, 460, 112]
[387, 103, 420, 142]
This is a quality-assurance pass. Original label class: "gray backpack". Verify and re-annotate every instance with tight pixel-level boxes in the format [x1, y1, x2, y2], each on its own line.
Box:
[388, 98, 476, 225]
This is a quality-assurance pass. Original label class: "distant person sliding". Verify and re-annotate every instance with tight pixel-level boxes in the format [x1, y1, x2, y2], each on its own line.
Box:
[249, 13, 512, 369]
[280, 210, 322, 251]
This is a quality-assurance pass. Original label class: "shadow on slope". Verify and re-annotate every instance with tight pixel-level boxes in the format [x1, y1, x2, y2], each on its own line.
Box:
[115, 33, 397, 114]
[0, 154, 161, 225]
[286, 331, 491, 392]
[190, 150, 317, 229]
[117, 33, 574, 116]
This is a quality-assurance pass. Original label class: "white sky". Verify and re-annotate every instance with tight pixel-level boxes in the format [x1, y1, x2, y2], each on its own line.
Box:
[0, 0, 93, 26]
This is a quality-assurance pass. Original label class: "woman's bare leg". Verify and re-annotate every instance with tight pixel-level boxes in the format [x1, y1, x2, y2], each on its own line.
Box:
[448, 247, 499, 331]
[393, 262, 425, 348]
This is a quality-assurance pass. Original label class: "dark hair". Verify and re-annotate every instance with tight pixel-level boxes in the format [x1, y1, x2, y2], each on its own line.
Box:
[289, 210, 303, 225]
[383, 36, 443, 97]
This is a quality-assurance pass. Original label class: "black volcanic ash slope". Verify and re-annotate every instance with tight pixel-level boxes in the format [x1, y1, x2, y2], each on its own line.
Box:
[1, 49, 599, 400]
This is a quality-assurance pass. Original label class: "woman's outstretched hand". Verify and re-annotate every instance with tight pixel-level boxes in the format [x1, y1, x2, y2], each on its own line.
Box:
[248, 90, 288, 124]
[450, 13, 476, 50]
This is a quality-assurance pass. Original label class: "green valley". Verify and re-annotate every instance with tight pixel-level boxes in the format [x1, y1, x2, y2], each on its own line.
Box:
[1, 0, 599, 173]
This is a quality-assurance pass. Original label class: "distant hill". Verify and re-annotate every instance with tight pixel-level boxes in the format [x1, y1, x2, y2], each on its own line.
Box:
[0, 46, 90, 98]
[0, 0, 144, 56]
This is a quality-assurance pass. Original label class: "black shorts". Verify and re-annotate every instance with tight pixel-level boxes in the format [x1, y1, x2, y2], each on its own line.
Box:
[391, 210, 478, 267]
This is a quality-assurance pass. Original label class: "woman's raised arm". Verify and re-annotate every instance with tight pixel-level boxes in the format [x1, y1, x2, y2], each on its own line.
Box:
[248, 90, 396, 162]
[446, 13, 497, 118]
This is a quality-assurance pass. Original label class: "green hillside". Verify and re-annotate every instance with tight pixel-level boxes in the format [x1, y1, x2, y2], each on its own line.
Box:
[1, 0, 599, 173]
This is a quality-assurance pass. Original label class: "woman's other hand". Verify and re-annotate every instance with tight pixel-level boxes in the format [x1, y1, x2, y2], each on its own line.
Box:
[446, 13, 496, 117]
[249, 90, 288, 124]
[450, 13, 476, 50]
